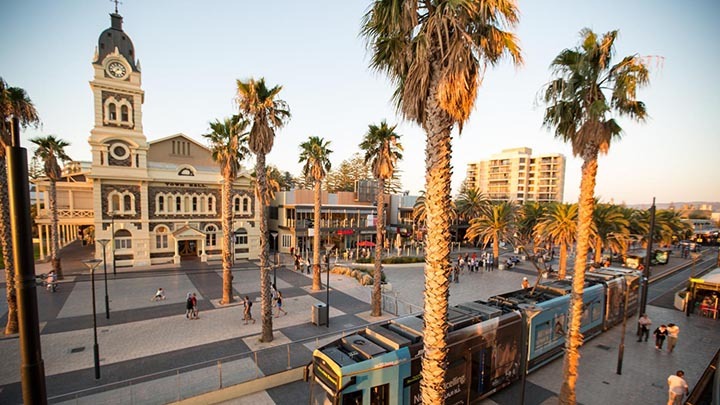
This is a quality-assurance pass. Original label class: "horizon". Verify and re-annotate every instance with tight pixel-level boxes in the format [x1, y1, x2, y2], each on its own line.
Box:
[2, 1, 719, 206]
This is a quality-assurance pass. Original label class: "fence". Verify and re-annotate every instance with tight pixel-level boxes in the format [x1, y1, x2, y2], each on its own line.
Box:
[381, 290, 423, 317]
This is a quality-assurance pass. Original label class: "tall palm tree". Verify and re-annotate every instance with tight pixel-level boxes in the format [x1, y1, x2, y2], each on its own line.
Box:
[237, 78, 290, 343]
[541, 29, 650, 403]
[1, 78, 40, 334]
[455, 185, 488, 222]
[203, 115, 250, 305]
[359, 120, 403, 317]
[299, 136, 332, 291]
[591, 203, 628, 263]
[534, 203, 578, 279]
[30, 135, 70, 281]
[465, 201, 518, 265]
[362, 2, 521, 400]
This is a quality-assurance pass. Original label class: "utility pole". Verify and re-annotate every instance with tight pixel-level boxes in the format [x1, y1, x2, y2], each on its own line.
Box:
[8, 117, 48, 403]
[638, 197, 655, 317]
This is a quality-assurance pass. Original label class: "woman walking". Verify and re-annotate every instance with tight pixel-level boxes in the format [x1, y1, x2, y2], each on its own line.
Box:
[275, 291, 287, 317]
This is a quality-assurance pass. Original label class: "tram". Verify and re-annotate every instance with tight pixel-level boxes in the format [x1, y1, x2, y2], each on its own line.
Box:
[308, 267, 641, 405]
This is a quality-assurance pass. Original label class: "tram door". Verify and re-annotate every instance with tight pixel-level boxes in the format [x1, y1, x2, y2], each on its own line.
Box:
[468, 344, 492, 402]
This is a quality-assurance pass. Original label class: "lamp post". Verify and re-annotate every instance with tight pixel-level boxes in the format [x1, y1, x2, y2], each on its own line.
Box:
[271, 231, 278, 287]
[638, 198, 655, 318]
[108, 211, 116, 276]
[616, 276, 633, 375]
[82, 258, 102, 380]
[324, 243, 334, 328]
[96, 239, 111, 319]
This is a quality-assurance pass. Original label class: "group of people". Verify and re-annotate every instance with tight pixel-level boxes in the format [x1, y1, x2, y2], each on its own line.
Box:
[293, 254, 311, 274]
[185, 292, 199, 320]
[242, 286, 288, 325]
[637, 313, 681, 353]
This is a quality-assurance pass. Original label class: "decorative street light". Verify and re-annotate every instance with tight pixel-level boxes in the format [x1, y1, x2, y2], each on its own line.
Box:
[270, 231, 279, 287]
[324, 243, 334, 328]
[616, 276, 633, 375]
[638, 198, 656, 317]
[96, 239, 111, 319]
[82, 258, 102, 380]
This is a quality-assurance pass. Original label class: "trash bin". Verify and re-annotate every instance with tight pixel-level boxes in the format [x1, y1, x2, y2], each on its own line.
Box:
[312, 303, 328, 326]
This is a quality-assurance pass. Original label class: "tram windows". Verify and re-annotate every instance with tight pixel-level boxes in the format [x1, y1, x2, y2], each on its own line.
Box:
[370, 383, 389, 405]
[342, 390, 362, 405]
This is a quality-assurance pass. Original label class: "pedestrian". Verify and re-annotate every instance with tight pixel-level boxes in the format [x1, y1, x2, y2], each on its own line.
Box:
[191, 293, 199, 319]
[294, 254, 300, 271]
[667, 370, 688, 405]
[243, 296, 255, 324]
[151, 287, 166, 301]
[185, 293, 193, 319]
[305, 258, 311, 275]
[666, 323, 680, 353]
[488, 254, 494, 271]
[521, 277, 530, 289]
[654, 324, 668, 350]
[453, 266, 460, 283]
[275, 290, 287, 317]
[637, 313, 652, 342]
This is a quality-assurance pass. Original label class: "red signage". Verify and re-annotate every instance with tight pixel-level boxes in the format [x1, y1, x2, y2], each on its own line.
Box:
[337, 229, 354, 236]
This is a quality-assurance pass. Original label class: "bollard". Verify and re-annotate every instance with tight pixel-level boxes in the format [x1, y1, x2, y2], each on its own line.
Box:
[176, 370, 181, 401]
[255, 352, 260, 378]
[287, 345, 292, 370]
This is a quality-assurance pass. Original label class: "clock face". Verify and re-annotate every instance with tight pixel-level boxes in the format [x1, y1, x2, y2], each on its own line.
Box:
[107, 61, 127, 79]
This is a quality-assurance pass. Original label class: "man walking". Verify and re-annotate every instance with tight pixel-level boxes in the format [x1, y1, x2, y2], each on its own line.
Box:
[667, 323, 680, 353]
[637, 313, 652, 342]
[667, 370, 688, 405]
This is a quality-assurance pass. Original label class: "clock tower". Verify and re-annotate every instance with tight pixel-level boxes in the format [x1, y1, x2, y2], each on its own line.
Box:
[89, 12, 152, 266]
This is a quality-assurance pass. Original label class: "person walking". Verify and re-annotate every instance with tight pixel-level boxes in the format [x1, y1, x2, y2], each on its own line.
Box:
[243, 296, 256, 325]
[185, 293, 193, 319]
[667, 370, 689, 405]
[666, 323, 680, 353]
[275, 291, 287, 317]
[151, 288, 166, 301]
[637, 313, 652, 342]
[191, 293, 199, 319]
[521, 277, 530, 289]
[654, 324, 668, 350]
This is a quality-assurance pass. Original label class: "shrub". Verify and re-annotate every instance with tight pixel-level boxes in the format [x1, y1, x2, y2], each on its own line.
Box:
[330, 265, 386, 285]
[355, 256, 424, 264]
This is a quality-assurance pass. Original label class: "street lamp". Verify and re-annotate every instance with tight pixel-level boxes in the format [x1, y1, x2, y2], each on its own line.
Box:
[96, 239, 111, 319]
[324, 243, 334, 328]
[82, 258, 102, 380]
[616, 276, 633, 375]
[638, 198, 656, 317]
[271, 231, 278, 287]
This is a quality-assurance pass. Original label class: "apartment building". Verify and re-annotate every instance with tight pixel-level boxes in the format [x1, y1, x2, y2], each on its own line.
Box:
[465, 147, 566, 203]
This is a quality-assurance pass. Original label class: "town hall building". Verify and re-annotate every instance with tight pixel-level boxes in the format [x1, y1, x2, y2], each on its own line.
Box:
[33, 11, 260, 267]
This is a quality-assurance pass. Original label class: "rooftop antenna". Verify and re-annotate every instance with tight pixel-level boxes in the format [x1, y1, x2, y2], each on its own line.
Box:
[110, 0, 122, 14]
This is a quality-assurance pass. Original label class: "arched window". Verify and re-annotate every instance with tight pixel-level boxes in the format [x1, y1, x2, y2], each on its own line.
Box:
[121, 105, 129, 122]
[110, 193, 120, 212]
[158, 195, 165, 212]
[155, 225, 169, 249]
[108, 104, 117, 121]
[233, 196, 241, 212]
[235, 228, 248, 246]
[205, 224, 218, 247]
[208, 196, 215, 212]
[175, 196, 181, 212]
[184, 196, 190, 213]
[200, 196, 206, 212]
[114, 229, 132, 250]
[242, 197, 249, 213]
[123, 194, 132, 211]
[192, 196, 198, 212]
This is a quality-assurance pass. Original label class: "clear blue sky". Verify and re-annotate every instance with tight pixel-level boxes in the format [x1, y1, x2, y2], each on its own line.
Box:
[2, 0, 718, 205]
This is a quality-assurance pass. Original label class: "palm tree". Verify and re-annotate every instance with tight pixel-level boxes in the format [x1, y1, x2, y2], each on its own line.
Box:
[237, 78, 290, 343]
[1, 78, 40, 334]
[534, 203, 578, 278]
[30, 135, 70, 281]
[455, 185, 488, 222]
[591, 203, 628, 263]
[517, 201, 547, 251]
[362, 2, 521, 399]
[203, 115, 250, 305]
[359, 120, 403, 317]
[541, 29, 650, 403]
[299, 136, 332, 291]
[466, 201, 518, 266]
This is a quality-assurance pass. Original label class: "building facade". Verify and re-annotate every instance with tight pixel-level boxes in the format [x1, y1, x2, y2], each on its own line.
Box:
[465, 147, 566, 203]
[33, 12, 260, 267]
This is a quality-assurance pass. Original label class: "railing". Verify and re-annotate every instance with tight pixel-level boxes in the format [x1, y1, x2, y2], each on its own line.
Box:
[381, 290, 423, 317]
[37, 209, 94, 219]
[48, 321, 389, 404]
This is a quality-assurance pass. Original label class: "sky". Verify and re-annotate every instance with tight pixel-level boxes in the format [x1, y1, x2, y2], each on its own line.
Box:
[1, 0, 719, 206]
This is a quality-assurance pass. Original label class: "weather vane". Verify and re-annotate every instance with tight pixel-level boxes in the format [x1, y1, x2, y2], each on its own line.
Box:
[110, 0, 122, 14]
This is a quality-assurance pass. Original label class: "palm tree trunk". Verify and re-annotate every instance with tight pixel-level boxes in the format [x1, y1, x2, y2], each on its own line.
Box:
[311, 181, 322, 291]
[558, 242, 568, 279]
[594, 239, 603, 264]
[256, 153, 273, 342]
[220, 172, 234, 304]
[49, 180, 62, 279]
[371, 178, 384, 317]
[559, 153, 599, 404]
[493, 234, 500, 267]
[0, 159, 18, 334]
[420, 66, 454, 405]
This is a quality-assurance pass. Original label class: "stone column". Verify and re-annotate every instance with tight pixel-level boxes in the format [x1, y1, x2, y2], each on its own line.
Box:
[200, 238, 207, 263]
[173, 239, 180, 264]
[38, 224, 45, 260]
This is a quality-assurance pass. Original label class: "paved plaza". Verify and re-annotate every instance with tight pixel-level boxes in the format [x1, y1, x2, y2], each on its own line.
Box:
[0, 241, 717, 404]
